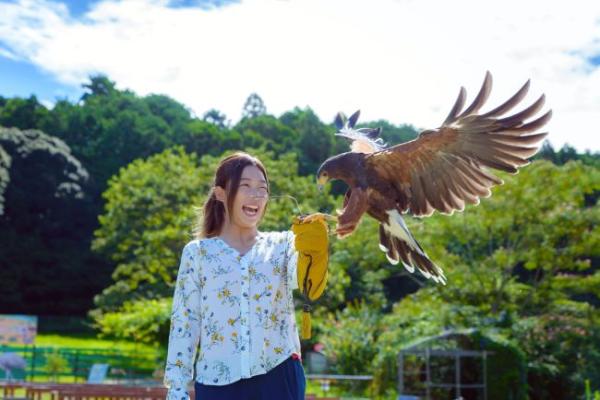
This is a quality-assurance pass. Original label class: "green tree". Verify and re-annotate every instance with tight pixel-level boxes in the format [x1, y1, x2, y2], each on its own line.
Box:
[234, 115, 297, 155]
[359, 120, 418, 148]
[90, 146, 339, 343]
[80, 75, 117, 99]
[242, 93, 266, 119]
[44, 349, 69, 382]
[280, 107, 333, 176]
[91, 146, 205, 313]
[202, 109, 229, 129]
[326, 160, 600, 397]
[0, 127, 105, 315]
[536, 141, 600, 168]
[0, 95, 49, 130]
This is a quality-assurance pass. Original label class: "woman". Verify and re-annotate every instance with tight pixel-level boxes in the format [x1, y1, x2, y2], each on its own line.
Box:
[163, 151, 329, 400]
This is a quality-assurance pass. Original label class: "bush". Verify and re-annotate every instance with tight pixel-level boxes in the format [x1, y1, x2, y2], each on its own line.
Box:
[44, 349, 70, 382]
[511, 307, 600, 400]
[318, 300, 383, 396]
[368, 291, 528, 399]
[92, 298, 172, 344]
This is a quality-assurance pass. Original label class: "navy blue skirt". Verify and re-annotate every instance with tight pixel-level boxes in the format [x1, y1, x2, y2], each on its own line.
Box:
[194, 355, 306, 400]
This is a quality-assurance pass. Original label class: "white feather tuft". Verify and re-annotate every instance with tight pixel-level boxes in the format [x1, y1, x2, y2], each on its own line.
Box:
[335, 127, 387, 154]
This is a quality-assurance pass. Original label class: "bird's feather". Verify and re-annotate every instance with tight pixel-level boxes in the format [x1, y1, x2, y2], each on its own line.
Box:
[322, 71, 550, 285]
[379, 212, 446, 284]
[334, 109, 388, 154]
[364, 71, 550, 217]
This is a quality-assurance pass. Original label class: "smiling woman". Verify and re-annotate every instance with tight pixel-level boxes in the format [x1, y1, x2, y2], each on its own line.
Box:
[195, 151, 271, 242]
[162, 151, 331, 400]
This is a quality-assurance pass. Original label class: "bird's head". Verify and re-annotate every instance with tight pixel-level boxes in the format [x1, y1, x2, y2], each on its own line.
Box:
[317, 160, 331, 190]
[317, 153, 362, 191]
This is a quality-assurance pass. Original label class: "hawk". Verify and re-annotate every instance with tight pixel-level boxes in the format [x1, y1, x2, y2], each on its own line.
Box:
[316, 71, 551, 284]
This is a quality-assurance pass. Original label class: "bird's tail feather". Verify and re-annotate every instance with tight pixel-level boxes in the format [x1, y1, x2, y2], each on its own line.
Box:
[379, 215, 446, 285]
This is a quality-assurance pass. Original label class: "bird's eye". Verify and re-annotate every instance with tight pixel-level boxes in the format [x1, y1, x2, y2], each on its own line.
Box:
[323, 172, 328, 177]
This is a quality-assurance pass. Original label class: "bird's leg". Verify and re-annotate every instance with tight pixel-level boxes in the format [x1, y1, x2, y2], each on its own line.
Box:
[336, 187, 369, 237]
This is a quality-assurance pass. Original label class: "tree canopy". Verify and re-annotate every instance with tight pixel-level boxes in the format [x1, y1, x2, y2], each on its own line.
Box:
[1, 74, 599, 397]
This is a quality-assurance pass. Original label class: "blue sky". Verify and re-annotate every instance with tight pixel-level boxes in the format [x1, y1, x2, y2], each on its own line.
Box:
[56, 0, 94, 17]
[0, 0, 88, 102]
[1, 0, 600, 152]
[0, 55, 82, 103]
[0, 0, 239, 102]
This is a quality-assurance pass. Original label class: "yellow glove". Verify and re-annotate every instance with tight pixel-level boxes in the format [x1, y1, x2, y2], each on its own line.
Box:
[291, 213, 330, 339]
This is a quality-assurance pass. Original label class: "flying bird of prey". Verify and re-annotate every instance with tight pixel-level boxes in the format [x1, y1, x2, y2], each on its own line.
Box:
[316, 71, 551, 284]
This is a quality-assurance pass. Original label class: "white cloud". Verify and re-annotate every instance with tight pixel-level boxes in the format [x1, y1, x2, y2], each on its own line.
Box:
[0, 46, 19, 60]
[0, 0, 599, 151]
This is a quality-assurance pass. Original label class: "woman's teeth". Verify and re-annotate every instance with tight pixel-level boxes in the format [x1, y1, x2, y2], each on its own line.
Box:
[242, 205, 258, 217]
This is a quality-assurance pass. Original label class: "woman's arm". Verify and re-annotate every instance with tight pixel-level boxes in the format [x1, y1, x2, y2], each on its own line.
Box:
[163, 243, 201, 400]
[285, 230, 299, 290]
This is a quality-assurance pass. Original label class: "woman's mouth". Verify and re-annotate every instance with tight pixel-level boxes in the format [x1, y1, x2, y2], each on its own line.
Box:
[242, 205, 259, 217]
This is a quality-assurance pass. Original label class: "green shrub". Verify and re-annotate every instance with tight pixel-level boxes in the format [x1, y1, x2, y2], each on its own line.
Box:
[368, 291, 528, 399]
[92, 298, 172, 344]
[318, 300, 383, 397]
[512, 308, 600, 400]
[44, 349, 70, 382]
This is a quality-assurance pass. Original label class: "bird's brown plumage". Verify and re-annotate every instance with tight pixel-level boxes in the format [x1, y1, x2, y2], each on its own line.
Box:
[319, 71, 551, 284]
[364, 71, 550, 217]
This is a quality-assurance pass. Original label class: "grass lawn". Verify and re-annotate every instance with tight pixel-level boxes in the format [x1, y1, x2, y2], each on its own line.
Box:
[0, 332, 162, 384]
[34, 333, 159, 353]
[5, 334, 394, 399]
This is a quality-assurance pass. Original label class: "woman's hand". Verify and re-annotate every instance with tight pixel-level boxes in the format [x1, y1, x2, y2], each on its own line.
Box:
[291, 213, 331, 339]
[291, 213, 330, 300]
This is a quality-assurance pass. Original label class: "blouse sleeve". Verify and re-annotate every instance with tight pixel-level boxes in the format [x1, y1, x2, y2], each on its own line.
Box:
[285, 230, 299, 290]
[163, 243, 201, 400]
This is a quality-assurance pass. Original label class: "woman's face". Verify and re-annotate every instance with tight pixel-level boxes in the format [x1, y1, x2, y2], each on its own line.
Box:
[224, 165, 269, 229]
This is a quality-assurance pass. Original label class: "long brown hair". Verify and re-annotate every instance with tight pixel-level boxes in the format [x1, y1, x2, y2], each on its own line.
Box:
[193, 151, 270, 239]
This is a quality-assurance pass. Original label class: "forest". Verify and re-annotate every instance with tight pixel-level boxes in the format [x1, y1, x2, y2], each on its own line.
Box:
[0, 75, 598, 399]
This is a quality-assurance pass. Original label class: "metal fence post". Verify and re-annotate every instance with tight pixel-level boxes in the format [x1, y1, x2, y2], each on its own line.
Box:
[425, 347, 431, 400]
[397, 352, 404, 395]
[483, 351, 487, 400]
[73, 350, 80, 383]
[30, 345, 36, 381]
[455, 351, 461, 399]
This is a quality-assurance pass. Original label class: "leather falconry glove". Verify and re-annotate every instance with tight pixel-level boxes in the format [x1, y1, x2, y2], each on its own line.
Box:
[291, 213, 330, 339]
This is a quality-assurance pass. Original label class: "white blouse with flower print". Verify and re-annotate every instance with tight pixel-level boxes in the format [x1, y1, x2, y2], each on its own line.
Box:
[163, 230, 300, 400]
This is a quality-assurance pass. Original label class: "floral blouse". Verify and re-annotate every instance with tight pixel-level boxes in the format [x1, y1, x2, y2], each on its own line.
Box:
[163, 230, 300, 400]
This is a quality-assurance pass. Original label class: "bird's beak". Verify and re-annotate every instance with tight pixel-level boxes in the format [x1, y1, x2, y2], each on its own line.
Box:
[317, 175, 329, 192]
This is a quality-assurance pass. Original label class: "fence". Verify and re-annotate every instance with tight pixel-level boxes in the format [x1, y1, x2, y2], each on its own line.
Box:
[0, 344, 159, 383]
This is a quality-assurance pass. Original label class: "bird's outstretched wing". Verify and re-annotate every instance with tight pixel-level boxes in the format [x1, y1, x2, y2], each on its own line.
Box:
[334, 110, 387, 154]
[365, 71, 551, 217]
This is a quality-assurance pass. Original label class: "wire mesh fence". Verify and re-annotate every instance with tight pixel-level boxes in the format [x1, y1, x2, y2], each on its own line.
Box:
[0, 344, 160, 384]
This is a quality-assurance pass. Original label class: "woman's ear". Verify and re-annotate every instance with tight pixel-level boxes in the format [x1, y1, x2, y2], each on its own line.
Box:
[213, 186, 226, 203]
